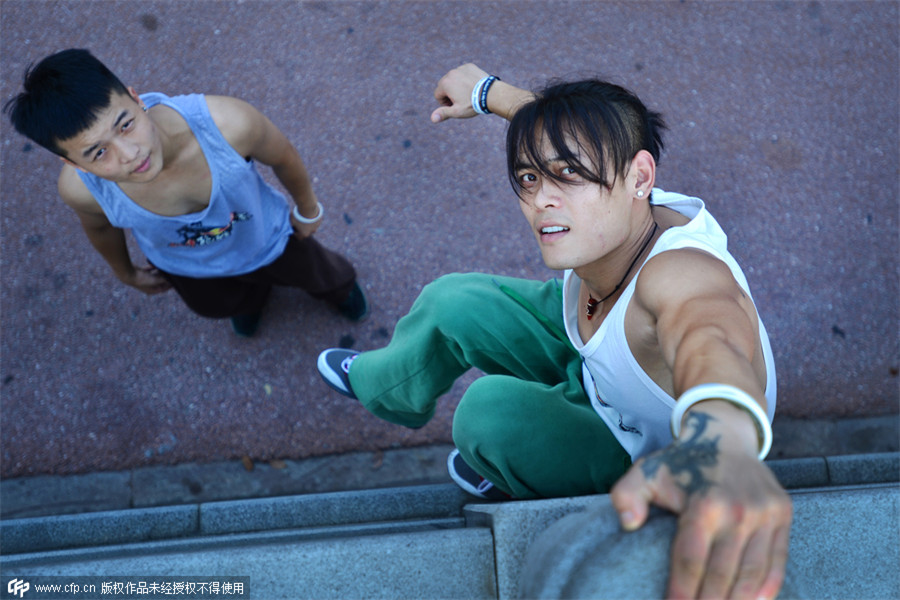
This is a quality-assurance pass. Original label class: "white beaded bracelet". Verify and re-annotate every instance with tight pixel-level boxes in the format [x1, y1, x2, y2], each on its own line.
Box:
[670, 383, 772, 461]
[292, 202, 324, 224]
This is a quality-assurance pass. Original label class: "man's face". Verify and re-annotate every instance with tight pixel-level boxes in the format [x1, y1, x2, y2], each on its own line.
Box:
[55, 89, 163, 183]
[515, 133, 633, 272]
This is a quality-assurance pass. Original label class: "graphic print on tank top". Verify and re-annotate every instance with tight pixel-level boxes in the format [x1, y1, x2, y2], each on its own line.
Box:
[168, 211, 252, 247]
[593, 380, 643, 436]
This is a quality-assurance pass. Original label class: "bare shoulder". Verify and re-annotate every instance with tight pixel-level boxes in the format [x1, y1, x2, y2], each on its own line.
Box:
[205, 95, 292, 165]
[57, 165, 103, 214]
[635, 248, 744, 312]
[205, 95, 259, 123]
[204, 95, 266, 151]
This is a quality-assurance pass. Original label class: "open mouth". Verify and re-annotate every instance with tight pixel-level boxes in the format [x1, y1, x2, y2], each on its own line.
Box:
[539, 225, 570, 242]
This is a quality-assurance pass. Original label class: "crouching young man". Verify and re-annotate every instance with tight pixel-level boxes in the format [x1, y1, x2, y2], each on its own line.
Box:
[318, 64, 791, 599]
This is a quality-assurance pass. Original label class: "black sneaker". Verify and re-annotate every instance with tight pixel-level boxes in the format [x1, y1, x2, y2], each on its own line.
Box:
[317, 348, 359, 398]
[336, 282, 369, 322]
[447, 448, 511, 501]
[230, 312, 262, 338]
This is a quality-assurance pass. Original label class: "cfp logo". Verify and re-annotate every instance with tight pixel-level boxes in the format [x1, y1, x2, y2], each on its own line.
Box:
[7, 579, 29, 598]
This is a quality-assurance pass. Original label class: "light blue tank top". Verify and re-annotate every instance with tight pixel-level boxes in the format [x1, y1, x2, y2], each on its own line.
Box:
[562, 190, 777, 461]
[77, 93, 293, 278]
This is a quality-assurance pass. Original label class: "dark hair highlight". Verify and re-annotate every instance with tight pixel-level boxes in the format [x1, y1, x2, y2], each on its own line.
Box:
[506, 79, 667, 197]
[4, 48, 129, 156]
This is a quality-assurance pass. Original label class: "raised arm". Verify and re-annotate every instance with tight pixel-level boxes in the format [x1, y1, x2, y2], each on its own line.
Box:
[431, 63, 534, 123]
[206, 96, 322, 239]
[611, 249, 792, 600]
[58, 166, 171, 295]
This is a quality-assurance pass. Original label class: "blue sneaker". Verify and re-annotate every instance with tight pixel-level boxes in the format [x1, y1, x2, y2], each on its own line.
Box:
[447, 448, 511, 501]
[317, 348, 359, 398]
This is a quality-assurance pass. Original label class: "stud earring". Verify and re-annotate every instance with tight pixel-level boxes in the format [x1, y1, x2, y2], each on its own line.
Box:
[637, 190, 645, 198]
[142, 106, 148, 112]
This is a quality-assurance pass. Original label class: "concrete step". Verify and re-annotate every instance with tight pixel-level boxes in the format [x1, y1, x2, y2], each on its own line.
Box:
[5, 418, 898, 522]
[1, 484, 471, 555]
[2, 454, 897, 599]
[4, 485, 897, 600]
[471, 483, 900, 600]
[2, 527, 497, 599]
[1, 484, 494, 599]
[3, 453, 896, 554]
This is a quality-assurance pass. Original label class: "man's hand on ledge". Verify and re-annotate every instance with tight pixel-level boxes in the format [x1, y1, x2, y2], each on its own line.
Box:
[610, 410, 793, 599]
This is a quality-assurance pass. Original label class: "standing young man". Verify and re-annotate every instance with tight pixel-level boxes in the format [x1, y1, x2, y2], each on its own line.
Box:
[5, 48, 367, 337]
[318, 64, 791, 599]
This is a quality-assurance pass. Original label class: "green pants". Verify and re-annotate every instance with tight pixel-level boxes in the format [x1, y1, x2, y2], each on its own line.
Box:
[349, 273, 631, 499]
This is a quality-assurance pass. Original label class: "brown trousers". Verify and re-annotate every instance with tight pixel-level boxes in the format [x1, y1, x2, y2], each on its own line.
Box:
[158, 235, 356, 319]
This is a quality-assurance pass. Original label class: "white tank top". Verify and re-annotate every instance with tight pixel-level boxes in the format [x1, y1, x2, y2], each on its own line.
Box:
[562, 189, 777, 460]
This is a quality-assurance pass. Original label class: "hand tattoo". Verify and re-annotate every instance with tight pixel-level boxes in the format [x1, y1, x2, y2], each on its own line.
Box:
[641, 412, 720, 495]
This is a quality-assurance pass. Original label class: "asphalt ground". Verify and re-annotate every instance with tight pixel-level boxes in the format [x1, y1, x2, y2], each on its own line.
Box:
[1, 1, 898, 480]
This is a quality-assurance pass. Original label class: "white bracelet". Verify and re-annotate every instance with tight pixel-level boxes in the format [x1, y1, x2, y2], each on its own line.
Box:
[292, 202, 323, 224]
[670, 383, 772, 461]
[472, 75, 491, 115]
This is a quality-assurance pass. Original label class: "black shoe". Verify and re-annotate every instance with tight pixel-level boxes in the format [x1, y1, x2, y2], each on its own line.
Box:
[336, 282, 369, 322]
[447, 448, 512, 501]
[317, 348, 359, 398]
[230, 312, 262, 338]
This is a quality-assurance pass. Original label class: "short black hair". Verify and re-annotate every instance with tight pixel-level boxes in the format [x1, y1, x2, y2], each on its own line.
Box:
[506, 78, 667, 197]
[4, 48, 129, 157]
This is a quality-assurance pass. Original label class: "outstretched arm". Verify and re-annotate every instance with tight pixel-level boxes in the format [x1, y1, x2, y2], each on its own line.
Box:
[206, 96, 323, 240]
[431, 63, 534, 123]
[611, 249, 792, 600]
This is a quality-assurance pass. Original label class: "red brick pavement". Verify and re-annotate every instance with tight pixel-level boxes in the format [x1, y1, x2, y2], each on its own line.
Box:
[1, 1, 896, 477]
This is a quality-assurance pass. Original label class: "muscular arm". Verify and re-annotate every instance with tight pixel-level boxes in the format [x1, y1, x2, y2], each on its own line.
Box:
[58, 166, 170, 294]
[206, 96, 321, 238]
[612, 249, 791, 599]
[648, 249, 768, 451]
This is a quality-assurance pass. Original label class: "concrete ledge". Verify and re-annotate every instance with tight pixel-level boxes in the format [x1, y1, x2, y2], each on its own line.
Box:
[3, 528, 498, 600]
[3, 454, 896, 557]
[2, 457, 897, 600]
[767, 452, 900, 489]
[0, 445, 457, 520]
[465, 496, 599, 599]
[463, 452, 900, 599]
[3, 437, 897, 521]
[1, 505, 197, 555]
[826, 452, 900, 485]
[484, 485, 899, 599]
[1, 518, 466, 570]
[199, 483, 469, 535]
[767, 456, 829, 489]
[0, 484, 470, 555]
[3, 414, 897, 522]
